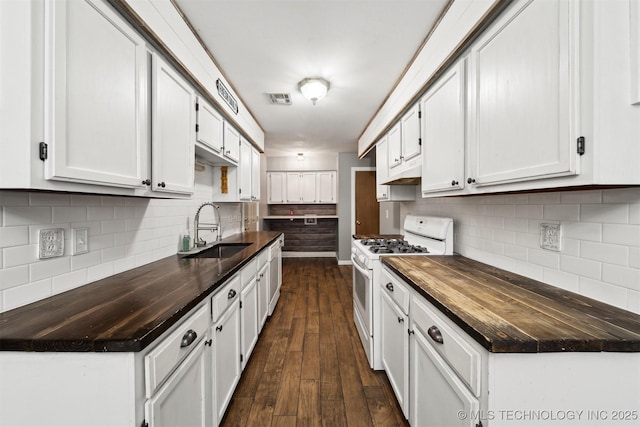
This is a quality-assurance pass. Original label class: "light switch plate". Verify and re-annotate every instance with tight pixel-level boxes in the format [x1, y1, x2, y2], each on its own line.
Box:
[73, 228, 89, 255]
[39, 228, 65, 259]
[540, 223, 561, 251]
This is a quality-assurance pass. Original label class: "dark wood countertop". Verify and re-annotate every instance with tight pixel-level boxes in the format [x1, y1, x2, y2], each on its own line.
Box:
[0, 231, 281, 353]
[382, 255, 640, 353]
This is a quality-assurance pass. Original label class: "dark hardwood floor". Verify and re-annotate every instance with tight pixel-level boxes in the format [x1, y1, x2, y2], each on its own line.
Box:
[221, 257, 409, 427]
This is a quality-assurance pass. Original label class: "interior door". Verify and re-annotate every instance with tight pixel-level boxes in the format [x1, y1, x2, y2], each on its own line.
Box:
[355, 171, 379, 235]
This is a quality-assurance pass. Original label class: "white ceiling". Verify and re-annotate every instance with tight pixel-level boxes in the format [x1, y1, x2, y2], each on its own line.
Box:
[174, 0, 449, 157]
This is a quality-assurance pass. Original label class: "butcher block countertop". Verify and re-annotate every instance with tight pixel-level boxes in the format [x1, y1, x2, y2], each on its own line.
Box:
[382, 255, 640, 353]
[0, 231, 281, 353]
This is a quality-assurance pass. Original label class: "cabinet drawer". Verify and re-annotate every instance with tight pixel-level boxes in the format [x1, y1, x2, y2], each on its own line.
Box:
[211, 275, 241, 322]
[257, 248, 269, 268]
[145, 302, 210, 397]
[380, 266, 410, 315]
[240, 258, 257, 289]
[411, 295, 481, 396]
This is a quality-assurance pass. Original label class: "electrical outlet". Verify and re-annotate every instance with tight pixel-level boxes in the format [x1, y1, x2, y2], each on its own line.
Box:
[73, 228, 89, 255]
[540, 223, 561, 251]
[385, 209, 389, 219]
[39, 228, 65, 259]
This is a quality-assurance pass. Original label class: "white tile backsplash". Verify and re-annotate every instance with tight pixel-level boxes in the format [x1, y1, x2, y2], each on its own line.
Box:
[0, 167, 243, 312]
[402, 188, 640, 314]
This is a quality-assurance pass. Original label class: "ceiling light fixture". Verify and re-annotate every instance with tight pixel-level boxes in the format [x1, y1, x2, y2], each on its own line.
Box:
[296, 152, 305, 161]
[298, 77, 330, 105]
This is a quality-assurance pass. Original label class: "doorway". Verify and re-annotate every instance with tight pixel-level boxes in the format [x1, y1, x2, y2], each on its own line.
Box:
[352, 169, 379, 236]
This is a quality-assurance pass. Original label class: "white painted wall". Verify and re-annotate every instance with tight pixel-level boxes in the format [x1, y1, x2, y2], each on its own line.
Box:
[0, 168, 242, 313]
[400, 188, 640, 314]
[266, 154, 338, 172]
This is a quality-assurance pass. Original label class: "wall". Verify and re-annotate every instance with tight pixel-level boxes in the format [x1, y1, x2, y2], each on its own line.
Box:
[337, 153, 374, 262]
[379, 201, 402, 234]
[0, 167, 242, 313]
[401, 188, 640, 314]
[266, 154, 338, 171]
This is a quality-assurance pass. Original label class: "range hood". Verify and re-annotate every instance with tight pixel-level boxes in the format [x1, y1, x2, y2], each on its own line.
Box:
[381, 164, 421, 185]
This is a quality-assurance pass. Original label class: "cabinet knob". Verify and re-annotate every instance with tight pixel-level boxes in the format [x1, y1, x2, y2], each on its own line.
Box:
[385, 282, 394, 292]
[451, 180, 458, 186]
[159, 181, 166, 188]
[204, 339, 212, 347]
[228, 289, 237, 299]
[467, 177, 476, 184]
[180, 329, 198, 348]
[397, 316, 404, 324]
[428, 325, 444, 344]
[142, 178, 151, 186]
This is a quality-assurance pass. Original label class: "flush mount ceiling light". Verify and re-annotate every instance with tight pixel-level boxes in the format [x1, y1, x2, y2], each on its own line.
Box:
[296, 152, 305, 161]
[298, 77, 330, 105]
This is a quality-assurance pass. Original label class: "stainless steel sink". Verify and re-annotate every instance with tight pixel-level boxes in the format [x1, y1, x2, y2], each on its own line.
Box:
[185, 243, 251, 258]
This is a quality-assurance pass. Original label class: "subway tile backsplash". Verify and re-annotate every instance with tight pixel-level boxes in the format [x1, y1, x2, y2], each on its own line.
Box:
[0, 169, 242, 313]
[401, 188, 640, 314]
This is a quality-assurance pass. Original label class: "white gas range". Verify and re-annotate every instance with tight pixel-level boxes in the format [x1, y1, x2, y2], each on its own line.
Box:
[351, 215, 453, 370]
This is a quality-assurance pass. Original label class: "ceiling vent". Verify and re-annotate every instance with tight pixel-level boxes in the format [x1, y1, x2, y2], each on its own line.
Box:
[267, 93, 292, 105]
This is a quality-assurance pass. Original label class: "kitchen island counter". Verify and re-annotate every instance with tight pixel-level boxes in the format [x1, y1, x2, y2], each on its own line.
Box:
[0, 231, 282, 352]
[382, 255, 640, 353]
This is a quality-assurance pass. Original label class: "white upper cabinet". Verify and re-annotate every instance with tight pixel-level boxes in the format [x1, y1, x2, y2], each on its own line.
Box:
[400, 104, 421, 163]
[387, 104, 422, 182]
[387, 123, 402, 170]
[267, 172, 286, 204]
[467, 0, 577, 187]
[376, 136, 415, 201]
[239, 136, 259, 201]
[223, 122, 240, 164]
[251, 147, 261, 201]
[195, 97, 224, 156]
[151, 54, 195, 195]
[286, 172, 316, 203]
[43, 0, 149, 189]
[316, 171, 336, 203]
[421, 59, 466, 195]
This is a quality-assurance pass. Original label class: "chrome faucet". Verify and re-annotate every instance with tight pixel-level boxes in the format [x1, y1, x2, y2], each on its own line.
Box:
[194, 202, 222, 247]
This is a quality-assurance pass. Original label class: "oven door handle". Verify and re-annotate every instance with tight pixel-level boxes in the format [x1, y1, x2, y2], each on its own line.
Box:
[351, 254, 371, 279]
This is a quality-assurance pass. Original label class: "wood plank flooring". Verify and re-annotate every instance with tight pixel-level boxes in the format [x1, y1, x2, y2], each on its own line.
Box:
[221, 258, 409, 427]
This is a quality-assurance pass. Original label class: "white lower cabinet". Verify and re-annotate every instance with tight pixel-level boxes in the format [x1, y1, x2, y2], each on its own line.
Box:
[145, 338, 211, 427]
[211, 276, 242, 424]
[240, 259, 259, 370]
[380, 289, 410, 418]
[257, 252, 270, 330]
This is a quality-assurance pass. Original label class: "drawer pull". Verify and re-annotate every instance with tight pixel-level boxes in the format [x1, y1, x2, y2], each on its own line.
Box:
[180, 329, 198, 348]
[397, 316, 404, 324]
[428, 326, 444, 344]
[385, 282, 394, 292]
[228, 289, 237, 299]
[216, 325, 223, 332]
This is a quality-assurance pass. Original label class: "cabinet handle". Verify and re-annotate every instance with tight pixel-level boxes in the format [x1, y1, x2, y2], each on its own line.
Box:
[428, 325, 444, 344]
[467, 177, 476, 184]
[228, 289, 237, 299]
[142, 179, 151, 186]
[159, 181, 166, 188]
[397, 316, 404, 323]
[204, 339, 212, 347]
[216, 325, 223, 332]
[180, 329, 198, 348]
[451, 180, 458, 186]
[385, 282, 394, 292]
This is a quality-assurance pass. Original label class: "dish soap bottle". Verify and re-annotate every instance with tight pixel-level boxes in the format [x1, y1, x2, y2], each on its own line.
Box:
[182, 231, 191, 252]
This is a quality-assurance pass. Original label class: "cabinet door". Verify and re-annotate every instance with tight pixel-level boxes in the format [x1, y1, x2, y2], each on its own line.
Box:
[240, 277, 258, 370]
[316, 171, 335, 203]
[44, 0, 149, 189]
[387, 123, 402, 170]
[410, 326, 479, 427]
[300, 172, 317, 202]
[145, 338, 210, 427]
[401, 104, 421, 162]
[376, 136, 390, 200]
[251, 147, 260, 201]
[421, 60, 466, 194]
[151, 54, 195, 195]
[257, 263, 269, 330]
[268, 172, 286, 203]
[468, 0, 577, 186]
[223, 122, 240, 163]
[196, 97, 224, 154]
[380, 291, 409, 418]
[239, 137, 252, 201]
[212, 300, 241, 424]
[286, 172, 301, 202]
